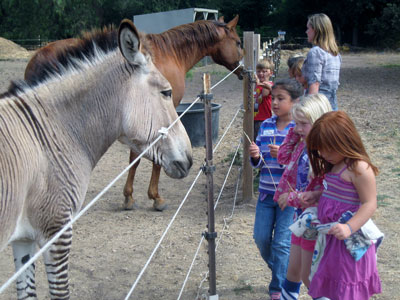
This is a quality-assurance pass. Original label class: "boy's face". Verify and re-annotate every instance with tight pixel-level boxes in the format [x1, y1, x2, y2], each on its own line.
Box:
[256, 68, 272, 82]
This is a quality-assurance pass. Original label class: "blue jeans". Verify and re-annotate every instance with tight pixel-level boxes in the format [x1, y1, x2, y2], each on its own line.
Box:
[253, 194, 294, 294]
[319, 89, 338, 111]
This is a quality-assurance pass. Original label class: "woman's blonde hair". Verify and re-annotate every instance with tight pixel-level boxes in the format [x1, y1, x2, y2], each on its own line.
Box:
[308, 13, 339, 56]
[292, 93, 332, 125]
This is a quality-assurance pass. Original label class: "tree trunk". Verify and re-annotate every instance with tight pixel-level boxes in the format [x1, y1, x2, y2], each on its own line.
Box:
[352, 26, 359, 47]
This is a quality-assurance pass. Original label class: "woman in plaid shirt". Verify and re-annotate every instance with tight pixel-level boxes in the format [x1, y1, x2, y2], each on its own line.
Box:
[302, 13, 341, 111]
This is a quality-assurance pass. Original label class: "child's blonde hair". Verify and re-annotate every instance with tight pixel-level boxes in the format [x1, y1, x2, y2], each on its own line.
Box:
[256, 59, 274, 71]
[292, 93, 332, 124]
[308, 13, 339, 56]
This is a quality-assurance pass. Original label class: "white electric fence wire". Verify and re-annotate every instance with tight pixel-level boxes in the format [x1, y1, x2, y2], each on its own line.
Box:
[0, 62, 241, 297]
[213, 108, 241, 153]
[0, 95, 201, 296]
[126, 104, 242, 299]
[124, 169, 203, 300]
[177, 140, 241, 300]
[124, 71, 243, 298]
[210, 63, 243, 91]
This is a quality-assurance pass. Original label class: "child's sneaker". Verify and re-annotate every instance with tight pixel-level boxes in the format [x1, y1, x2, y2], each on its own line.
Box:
[270, 292, 281, 300]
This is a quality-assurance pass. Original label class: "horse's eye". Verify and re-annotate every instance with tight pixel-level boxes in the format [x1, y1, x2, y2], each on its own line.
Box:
[161, 89, 172, 97]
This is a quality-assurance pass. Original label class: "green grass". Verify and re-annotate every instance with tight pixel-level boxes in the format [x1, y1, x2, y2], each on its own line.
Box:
[210, 70, 229, 77]
[384, 155, 394, 160]
[377, 194, 392, 207]
[253, 170, 260, 193]
[185, 69, 194, 81]
[222, 149, 242, 166]
[382, 63, 400, 69]
[233, 281, 254, 295]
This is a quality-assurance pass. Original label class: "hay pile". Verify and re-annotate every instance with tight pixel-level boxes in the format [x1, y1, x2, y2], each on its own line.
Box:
[0, 37, 31, 60]
[279, 48, 310, 65]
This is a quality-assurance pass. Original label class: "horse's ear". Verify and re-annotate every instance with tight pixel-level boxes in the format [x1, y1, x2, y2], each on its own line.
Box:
[218, 16, 225, 23]
[226, 15, 239, 29]
[118, 19, 145, 65]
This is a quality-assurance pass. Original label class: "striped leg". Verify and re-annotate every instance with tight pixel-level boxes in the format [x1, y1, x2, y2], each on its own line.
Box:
[42, 227, 72, 300]
[12, 240, 37, 300]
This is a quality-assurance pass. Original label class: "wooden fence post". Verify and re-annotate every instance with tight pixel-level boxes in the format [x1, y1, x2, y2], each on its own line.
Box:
[242, 31, 255, 203]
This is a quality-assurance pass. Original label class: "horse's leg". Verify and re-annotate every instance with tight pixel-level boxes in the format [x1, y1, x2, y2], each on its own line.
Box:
[123, 150, 141, 210]
[148, 163, 167, 211]
[12, 240, 38, 299]
[42, 226, 72, 300]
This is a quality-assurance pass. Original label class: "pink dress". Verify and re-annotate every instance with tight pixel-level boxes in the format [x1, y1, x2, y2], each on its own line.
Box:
[308, 166, 381, 300]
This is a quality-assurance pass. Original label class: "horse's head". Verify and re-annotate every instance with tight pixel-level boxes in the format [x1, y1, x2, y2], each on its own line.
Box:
[212, 15, 244, 80]
[117, 19, 192, 179]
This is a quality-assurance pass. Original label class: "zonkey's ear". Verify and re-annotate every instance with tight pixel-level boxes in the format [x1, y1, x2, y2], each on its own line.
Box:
[118, 19, 145, 65]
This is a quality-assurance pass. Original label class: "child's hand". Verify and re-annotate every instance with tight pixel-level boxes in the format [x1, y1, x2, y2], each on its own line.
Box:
[299, 190, 322, 208]
[328, 223, 352, 240]
[277, 193, 289, 210]
[268, 144, 279, 158]
[249, 142, 260, 159]
[259, 81, 272, 92]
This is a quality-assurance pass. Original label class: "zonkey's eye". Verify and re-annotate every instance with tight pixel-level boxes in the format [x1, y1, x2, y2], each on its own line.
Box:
[161, 89, 172, 97]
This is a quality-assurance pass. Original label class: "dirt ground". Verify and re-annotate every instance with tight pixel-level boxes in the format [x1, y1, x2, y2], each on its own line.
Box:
[0, 50, 399, 300]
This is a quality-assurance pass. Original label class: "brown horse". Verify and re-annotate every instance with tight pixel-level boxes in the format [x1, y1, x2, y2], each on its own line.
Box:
[24, 16, 243, 211]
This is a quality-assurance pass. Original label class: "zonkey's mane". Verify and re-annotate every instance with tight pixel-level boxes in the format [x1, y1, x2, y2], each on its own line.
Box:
[3, 26, 118, 98]
[2, 20, 227, 98]
[145, 20, 226, 61]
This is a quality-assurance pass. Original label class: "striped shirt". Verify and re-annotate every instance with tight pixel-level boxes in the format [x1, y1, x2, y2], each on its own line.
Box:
[251, 116, 295, 196]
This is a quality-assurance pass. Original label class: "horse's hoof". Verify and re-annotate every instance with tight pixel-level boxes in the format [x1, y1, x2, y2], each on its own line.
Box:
[153, 202, 168, 211]
[124, 197, 138, 210]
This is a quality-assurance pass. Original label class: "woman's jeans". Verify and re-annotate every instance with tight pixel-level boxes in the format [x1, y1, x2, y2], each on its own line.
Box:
[253, 194, 294, 294]
[319, 89, 338, 111]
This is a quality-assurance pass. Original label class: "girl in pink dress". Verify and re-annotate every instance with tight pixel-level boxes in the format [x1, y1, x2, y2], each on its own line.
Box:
[306, 111, 381, 300]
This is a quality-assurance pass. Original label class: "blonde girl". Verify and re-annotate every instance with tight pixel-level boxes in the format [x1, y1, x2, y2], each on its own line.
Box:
[307, 111, 381, 300]
[273, 94, 332, 299]
[302, 13, 341, 110]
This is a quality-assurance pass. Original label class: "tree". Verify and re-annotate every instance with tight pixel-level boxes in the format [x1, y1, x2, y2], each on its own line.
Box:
[366, 2, 400, 48]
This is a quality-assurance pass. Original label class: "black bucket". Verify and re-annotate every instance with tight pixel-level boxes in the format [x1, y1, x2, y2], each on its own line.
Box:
[176, 102, 222, 147]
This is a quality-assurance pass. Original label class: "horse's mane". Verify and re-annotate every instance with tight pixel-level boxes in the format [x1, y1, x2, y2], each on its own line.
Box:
[145, 20, 226, 61]
[16, 26, 118, 93]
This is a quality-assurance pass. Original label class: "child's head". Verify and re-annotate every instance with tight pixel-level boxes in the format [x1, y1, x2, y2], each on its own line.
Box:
[306, 111, 378, 176]
[307, 13, 339, 56]
[271, 78, 304, 118]
[287, 55, 305, 78]
[292, 93, 332, 139]
[256, 59, 274, 81]
[289, 56, 307, 88]
[272, 78, 303, 101]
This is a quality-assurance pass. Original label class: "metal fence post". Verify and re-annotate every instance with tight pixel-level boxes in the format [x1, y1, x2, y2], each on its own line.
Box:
[200, 73, 218, 299]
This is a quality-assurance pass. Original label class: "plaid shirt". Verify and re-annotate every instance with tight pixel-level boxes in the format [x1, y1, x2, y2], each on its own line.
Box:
[302, 46, 341, 91]
[251, 116, 295, 196]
